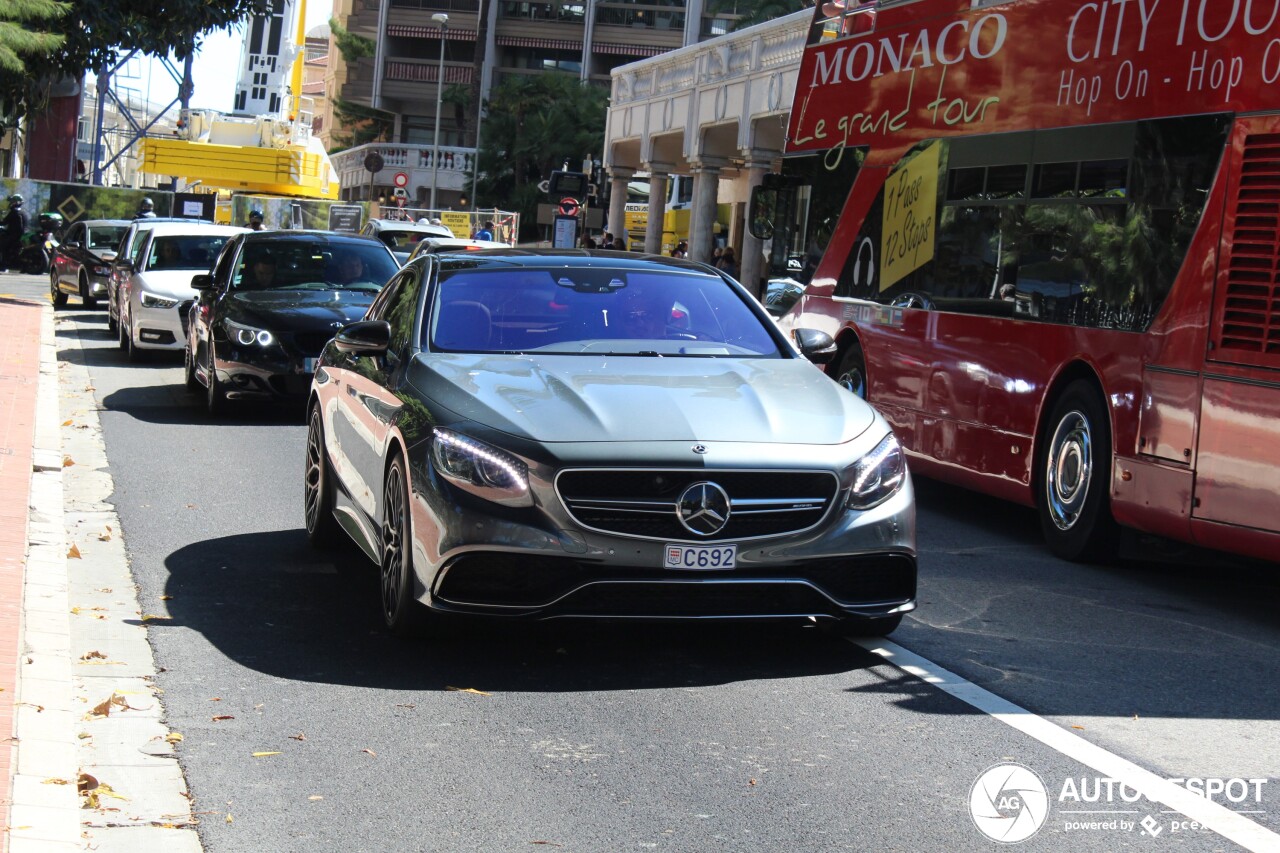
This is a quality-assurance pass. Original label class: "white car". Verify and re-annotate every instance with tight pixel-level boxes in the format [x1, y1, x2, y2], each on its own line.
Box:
[118, 222, 248, 361]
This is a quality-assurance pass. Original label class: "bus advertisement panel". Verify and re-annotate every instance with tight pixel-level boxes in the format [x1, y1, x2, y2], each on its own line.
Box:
[762, 0, 1280, 563]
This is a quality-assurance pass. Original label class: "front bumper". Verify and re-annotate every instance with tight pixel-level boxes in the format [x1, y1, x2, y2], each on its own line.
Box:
[86, 274, 109, 297]
[411, 464, 917, 624]
[212, 339, 319, 400]
[132, 300, 192, 351]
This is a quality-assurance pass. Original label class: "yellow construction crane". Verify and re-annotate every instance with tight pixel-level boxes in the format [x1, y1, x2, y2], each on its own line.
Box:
[140, 0, 339, 200]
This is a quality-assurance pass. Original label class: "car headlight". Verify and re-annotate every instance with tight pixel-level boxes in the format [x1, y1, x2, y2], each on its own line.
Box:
[92, 265, 111, 276]
[140, 292, 179, 309]
[847, 433, 906, 510]
[431, 428, 532, 507]
[225, 319, 275, 347]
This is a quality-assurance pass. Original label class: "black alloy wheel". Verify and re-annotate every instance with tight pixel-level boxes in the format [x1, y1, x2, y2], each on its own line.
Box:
[380, 454, 429, 637]
[50, 271, 66, 309]
[1037, 380, 1119, 562]
[304, 405, 341, 548]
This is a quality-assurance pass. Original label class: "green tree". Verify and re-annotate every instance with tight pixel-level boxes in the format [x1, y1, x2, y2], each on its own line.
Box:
[2, 0, 263, 120]
[0, 0, 68, 75]
[329, 96, 393, 152]
[707, 0, 806, 31]
[329, 16, 374, 64]
[475, 73, 607, 240]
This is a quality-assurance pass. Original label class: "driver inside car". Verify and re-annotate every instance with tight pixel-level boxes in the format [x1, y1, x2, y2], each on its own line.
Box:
[614, 289, 670, 339]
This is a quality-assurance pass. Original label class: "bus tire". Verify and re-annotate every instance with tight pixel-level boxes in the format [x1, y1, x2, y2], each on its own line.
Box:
[833, 343, 868, 399]
[1038, 381, 1118, 562]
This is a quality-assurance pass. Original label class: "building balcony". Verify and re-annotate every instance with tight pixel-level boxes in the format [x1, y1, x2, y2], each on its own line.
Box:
[331, 141, 478, 198]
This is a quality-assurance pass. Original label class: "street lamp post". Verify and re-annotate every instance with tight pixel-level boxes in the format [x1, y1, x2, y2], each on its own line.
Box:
[430, 12, 449, 212]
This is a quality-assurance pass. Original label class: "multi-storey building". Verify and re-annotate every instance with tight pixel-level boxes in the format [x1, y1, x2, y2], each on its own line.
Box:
[324, 0, 739, 208]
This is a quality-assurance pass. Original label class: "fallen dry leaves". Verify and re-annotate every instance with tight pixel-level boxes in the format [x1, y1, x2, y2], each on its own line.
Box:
[78, 773, 128, 809]
[67, 544, 81, 559]
[251, 751, 282, 758]
[84, 693, 142, 721]
[211, 715, 234, 722]
[445, 686, 491, 696]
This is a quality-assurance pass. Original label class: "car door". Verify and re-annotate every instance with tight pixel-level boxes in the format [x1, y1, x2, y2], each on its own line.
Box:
[329, 265, 423, 521]
[57, 223, 83, 291]
[193, 238, 242, 372]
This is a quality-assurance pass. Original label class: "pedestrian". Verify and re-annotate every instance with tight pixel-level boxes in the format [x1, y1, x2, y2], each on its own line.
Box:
[581, 235, 597, 249]
[717, 246, 739, 278]
[671, 240, 687, 259]
[711, 245, 723, 267]
[475, 220, 495, 241]
[247, 209, 265, 231]
[1, 194, 28, 272]
[612, 236, 627, 251]
[135, 197, 156, 219]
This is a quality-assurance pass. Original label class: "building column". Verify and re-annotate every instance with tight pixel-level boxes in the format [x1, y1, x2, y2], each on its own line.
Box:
[607, 167, 633, 242]
[689, 161, 722, 265]
[643, 169, 669, 255]
[738, 160, 771, 299]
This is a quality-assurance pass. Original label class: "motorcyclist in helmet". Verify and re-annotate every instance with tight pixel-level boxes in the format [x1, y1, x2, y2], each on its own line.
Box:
[247, 209, 265, 231]
[135, 197, 156, 219]
[2, 194, 28, 272]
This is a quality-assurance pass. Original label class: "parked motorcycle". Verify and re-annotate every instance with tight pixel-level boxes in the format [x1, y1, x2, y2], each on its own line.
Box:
[19, 212, 63, 275]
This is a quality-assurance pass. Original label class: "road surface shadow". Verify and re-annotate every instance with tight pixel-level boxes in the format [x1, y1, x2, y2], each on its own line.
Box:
[157, 529, 920, 696]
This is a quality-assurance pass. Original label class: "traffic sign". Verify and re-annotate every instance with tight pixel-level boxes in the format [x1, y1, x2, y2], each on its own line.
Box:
[363, 152, 385, 173]
[537, 179, 551, 193]
[558, 197, 581, 217]
[393, 171, 408, 188]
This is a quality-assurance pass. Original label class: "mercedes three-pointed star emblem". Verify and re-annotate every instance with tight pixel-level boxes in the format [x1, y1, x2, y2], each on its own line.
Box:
[677, 481, 731, 536]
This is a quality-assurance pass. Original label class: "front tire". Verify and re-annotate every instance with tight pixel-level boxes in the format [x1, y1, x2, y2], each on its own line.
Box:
[79, 274, 97, 310]
[1038, 381, 1118, 562]
[380, 453, 430, 637]
[833, 342, 868, 399]
[205, 355, 225, 416]
[304, 405, 342, 548]
[50, 273, 67, 309]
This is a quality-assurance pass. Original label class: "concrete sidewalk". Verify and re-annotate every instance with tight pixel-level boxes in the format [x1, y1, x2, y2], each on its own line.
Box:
[0, 292, 200, 852]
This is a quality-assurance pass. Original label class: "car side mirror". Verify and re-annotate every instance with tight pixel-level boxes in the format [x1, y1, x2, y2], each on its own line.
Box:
[793, 328, 837, 364]
[116, 260, 134, 274]
[190, 273, 213, 290]
[334, 320, 391, 355]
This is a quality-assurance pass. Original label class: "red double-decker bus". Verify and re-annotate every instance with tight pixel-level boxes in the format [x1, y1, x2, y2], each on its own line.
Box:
[757, 0, 1280, 562]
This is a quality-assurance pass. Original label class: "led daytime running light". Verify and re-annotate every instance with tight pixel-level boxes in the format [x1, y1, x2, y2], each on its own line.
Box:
[848, 434, 906, 510]
[433, 429, 528, 492]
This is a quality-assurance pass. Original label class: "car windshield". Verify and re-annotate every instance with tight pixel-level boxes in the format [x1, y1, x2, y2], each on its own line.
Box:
[233, 241, 397, 292]
[89, 226, 126, 250]
[378, 230, 431, 249]
[145, 235, 231, 271]
[428, 267, 783, 357]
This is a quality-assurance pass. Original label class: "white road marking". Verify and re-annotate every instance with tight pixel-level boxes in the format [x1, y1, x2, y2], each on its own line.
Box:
[856, 638, 1280, 852]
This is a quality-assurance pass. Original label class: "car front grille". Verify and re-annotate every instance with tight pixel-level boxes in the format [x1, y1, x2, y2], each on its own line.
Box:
[292, 330, 337, 356]
[555, 469, 840, 542]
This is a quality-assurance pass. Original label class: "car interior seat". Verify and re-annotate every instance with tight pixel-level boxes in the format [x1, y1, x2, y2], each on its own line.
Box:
[435, 300, 492, 350]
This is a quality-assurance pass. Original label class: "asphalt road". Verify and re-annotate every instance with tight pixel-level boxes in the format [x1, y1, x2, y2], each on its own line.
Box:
[17, 274, 1280, 852]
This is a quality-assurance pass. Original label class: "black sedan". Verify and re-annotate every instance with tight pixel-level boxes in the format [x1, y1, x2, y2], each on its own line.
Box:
[50, 218, 129, 309]
[185, 231, 399, 414]
[305, 250, 917, 639]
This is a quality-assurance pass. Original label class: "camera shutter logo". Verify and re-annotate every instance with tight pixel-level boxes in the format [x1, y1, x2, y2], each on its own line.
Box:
[969, 763, 1049, 844]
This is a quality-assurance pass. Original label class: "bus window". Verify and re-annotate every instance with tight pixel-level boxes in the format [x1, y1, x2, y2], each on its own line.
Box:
[769, 149, 864, 283]
[839, 115, 1230, 330]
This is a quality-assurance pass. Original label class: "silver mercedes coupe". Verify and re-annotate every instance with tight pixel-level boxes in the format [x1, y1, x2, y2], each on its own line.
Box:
[304, 250, 916, 638]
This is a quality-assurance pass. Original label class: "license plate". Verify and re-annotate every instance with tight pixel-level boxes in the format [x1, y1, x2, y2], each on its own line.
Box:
[303, 358, 318, 373]
[664, 543, 736, 570]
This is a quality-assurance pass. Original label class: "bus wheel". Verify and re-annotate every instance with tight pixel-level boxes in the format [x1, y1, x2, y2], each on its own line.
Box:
[1038, 381, 1118, 562]
[834, 345, 867, 399]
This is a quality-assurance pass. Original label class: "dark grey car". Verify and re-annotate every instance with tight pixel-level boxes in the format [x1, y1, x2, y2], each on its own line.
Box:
[305, 250, 916, 638]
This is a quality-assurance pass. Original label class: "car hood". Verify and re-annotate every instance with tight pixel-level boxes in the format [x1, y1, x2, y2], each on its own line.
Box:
[230, 289, 376, 329]
[134, 270, 206, 298]
[407, 353, 875, 445]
